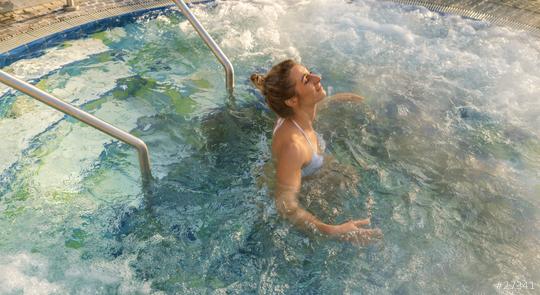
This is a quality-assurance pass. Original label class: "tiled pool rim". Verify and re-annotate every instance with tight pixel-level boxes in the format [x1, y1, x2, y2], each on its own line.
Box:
[1, 0, 540, 68]
[0, 0, 214, 68]
[389, 0, 540, 34]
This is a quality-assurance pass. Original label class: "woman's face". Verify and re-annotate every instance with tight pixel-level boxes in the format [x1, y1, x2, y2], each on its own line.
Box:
[290, 64, 327, 105]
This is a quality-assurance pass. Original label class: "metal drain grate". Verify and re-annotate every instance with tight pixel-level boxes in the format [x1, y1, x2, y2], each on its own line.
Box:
[387, 0, 540, 35]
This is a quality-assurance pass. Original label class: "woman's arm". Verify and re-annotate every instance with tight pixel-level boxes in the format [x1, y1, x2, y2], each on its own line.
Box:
[318, 92, 365, 111]
[327, 92, 365, 103]
[275, 143, 381, 243]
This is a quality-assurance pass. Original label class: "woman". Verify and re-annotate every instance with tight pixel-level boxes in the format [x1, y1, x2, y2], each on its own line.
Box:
[251, 59, 382, 244]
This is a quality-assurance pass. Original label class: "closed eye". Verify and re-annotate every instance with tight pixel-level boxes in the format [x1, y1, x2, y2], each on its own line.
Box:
[302, 71, 313, 84]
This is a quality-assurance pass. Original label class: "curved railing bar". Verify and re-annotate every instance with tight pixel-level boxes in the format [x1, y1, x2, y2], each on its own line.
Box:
[0, 70, 152, 184]
[172, 0, 235, 95]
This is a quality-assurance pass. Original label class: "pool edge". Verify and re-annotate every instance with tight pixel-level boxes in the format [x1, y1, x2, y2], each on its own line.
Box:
[386, 0, 540, 36]
[0, 0, 215, 67]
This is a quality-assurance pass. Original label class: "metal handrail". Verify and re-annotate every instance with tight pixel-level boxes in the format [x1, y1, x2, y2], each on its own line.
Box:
[172, 0, 235, 95]
[0, 70, 152, 184]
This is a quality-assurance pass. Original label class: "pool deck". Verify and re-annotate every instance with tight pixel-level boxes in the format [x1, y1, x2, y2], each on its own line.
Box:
[0, 0, 540, 55]
[0, 0, 179, 54]
[388, 0, 540, 32]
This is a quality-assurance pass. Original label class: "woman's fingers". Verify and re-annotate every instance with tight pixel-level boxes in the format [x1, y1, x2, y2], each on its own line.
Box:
[353, 218, 370, 227]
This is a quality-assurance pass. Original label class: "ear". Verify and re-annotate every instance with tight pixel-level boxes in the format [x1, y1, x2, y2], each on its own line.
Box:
[284, 96, 298, 108]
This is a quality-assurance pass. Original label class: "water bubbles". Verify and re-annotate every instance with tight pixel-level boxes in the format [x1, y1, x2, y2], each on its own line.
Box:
[327, 85, 333, 96]
[155, 15, 171, 25]
[0, 0, 539, 293]
[0, 253, 64, 294]
[366, 191, 374, 220]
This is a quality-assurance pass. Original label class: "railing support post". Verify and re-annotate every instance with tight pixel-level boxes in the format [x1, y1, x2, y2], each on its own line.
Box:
[171, 0, 234, 96]
[65, 0, 79, 12]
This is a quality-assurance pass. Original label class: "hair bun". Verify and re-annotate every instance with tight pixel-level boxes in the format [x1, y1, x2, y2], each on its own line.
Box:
[250, 73, 265, 91]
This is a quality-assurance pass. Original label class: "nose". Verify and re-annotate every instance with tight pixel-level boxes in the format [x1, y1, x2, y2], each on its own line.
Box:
[309, 73, 321, 84]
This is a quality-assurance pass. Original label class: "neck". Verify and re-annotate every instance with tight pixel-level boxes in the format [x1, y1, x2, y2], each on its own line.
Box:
[291, 104, 317, 131]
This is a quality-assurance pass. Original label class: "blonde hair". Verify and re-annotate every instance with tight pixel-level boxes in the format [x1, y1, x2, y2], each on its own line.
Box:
[250, 59, 297, 118]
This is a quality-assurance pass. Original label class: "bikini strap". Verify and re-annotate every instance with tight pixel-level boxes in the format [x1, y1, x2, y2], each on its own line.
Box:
[273, 117, 286, 135]
[290, 119, 316, 152]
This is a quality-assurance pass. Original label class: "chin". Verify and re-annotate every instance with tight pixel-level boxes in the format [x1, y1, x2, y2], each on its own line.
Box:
[319, 90, 327, 100]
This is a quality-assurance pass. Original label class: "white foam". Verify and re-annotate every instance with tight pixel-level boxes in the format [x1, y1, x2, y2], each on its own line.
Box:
[180, 0, 297, 61]
[187, 0, 540, 193]
[102, 27, 128, 43]
[0, 252, 152, 294]
[0, 253, 64, 294]
[155, 14, 171, 25]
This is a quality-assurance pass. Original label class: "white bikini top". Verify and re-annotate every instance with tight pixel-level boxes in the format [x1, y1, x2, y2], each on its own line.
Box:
[273, 118, 324, 177]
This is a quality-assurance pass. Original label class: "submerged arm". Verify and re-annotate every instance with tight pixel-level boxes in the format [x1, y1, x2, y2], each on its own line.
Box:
[319, 92, 365, 110]
[274, 143, 329, 233]
[275, 143, 379, 241]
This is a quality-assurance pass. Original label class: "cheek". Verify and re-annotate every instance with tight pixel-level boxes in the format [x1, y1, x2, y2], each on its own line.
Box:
[296, 84, 316, 98]
[296, 85, 308, 97]
[302, 84, 315, 94]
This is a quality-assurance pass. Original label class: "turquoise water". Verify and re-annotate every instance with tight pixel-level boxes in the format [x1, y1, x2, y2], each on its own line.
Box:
[0, 0, 539, 293]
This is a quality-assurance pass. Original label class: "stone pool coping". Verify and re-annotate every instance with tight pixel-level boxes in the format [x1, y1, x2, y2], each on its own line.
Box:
[0, 0, 203, 56]
[388, 0, 540, 34]
[0, 0, 222, 67]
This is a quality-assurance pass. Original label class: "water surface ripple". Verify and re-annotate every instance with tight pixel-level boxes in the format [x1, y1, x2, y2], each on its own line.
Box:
[0, 0, 538, 294]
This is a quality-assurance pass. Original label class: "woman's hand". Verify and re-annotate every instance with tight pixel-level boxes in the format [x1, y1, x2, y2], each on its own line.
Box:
[326, 219, 383, 244]
[327, 219, 370, 235]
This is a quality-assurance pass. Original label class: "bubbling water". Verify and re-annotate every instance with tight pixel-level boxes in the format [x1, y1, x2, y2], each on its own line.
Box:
[0, 0, 539, 293]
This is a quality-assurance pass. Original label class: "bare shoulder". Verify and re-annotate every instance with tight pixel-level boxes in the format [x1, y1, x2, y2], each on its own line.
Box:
[272, 126, 306, 167]
[275, 136, 305, 163]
